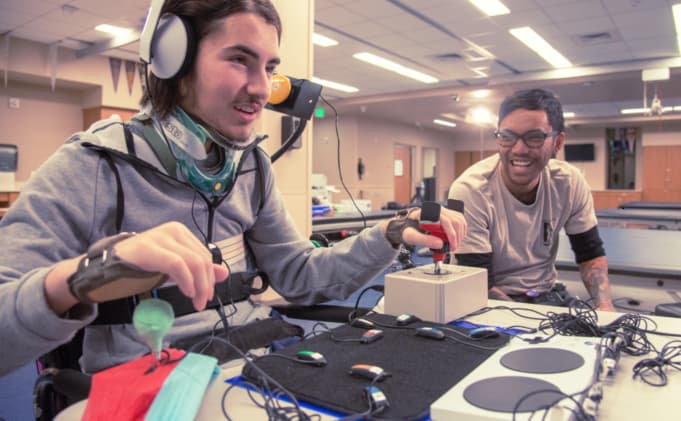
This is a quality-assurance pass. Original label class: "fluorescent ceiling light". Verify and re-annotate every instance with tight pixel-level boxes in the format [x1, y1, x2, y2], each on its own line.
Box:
[353, 52, 439, 84]
[468, 0, 510, 16]
[620, 107, 674, 114]
[673, 4, 681, 54]
[311, 77, 359, 93]
[620, 107, 650, 114]
[470, 67, 488, 78]
[95, 24, 132, 37]
[433, 119, 457, 128]
[312, 33, 338, 47]
[563, 112, 575, 118]
[509, 27, 572, 68]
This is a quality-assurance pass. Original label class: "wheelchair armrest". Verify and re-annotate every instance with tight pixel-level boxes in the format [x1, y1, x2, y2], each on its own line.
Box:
[271, 304, 371, 323]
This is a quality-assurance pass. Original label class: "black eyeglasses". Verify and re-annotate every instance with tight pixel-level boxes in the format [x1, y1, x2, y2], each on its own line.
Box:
[494, 129, 559, 149]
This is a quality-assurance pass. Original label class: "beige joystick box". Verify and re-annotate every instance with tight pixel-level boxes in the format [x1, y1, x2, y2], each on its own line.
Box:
[384, 264, 488, 323]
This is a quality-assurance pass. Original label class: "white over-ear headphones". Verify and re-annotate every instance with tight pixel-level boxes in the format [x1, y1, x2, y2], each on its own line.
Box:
[139, 0, 196, 79]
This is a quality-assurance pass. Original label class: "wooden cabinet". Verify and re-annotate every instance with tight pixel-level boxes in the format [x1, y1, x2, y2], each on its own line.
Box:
[454, 150, 496, 179]
[83, 107, 138, 130]
[0, 191, 19, 207]
[642, 146, 681, 202]
[0, 191, 19, 218]
[591, 190, 642, 210]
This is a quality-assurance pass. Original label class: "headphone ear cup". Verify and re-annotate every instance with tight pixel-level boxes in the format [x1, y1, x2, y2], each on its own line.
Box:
[150, 14, 196, 80]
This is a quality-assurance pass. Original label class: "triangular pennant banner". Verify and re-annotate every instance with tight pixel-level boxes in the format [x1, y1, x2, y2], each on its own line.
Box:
[138, 63, 146, 92]
[125, 60, 136, 96]
[109, 57, 122, 93]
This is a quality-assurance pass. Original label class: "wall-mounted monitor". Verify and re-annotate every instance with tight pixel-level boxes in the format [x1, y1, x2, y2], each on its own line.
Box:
[564, 143, 595, 162]
[0, 144, 18, 172]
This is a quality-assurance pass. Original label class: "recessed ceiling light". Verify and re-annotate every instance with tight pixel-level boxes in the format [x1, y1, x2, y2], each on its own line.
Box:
[468, 0, 510, 16]
[310, 77, 358, 93]
[509, 27, 572, 68]
[468, 106, 495, 125]
[353, 52, 439, 84]
[95, 24, 132, 37]
[470, 89, 491, 98]
[312, 33, 338, 47]
[433, 119, 457, 128]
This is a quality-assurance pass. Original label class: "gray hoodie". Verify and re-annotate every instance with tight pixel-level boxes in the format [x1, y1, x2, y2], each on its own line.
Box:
[0, 115, 397, 374]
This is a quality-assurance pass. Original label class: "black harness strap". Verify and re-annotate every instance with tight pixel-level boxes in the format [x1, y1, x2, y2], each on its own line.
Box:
[92, 271, 269, 325]
[123, 125, 136, 156]
[125, 119, 178, 177]
[99, 152, 125, 233]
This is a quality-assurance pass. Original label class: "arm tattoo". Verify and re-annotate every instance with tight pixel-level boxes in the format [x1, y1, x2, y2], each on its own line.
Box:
[578, 256, 612, 306]
[488, 287, 512, 301]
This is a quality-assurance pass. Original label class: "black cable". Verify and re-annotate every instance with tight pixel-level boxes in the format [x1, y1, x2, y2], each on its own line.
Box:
[302, 322, 333, 340]
[441, 331, 506, 351]
[320, 95, 367, 230]
[347, 284, 384, 322]
[632, 340, 681, 387]
[254, 352, 327, 367]
[458, 301, 663, 353]
[460, 304, 549, 322]
[511, 386, 596, 421]
[641, 328, 681, 338]
[194, 335, 319, 421]
[190, 191, 209, 243]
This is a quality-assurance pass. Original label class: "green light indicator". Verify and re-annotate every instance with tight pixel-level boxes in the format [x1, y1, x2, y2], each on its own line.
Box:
[133, 298, 174, 360]
[315, 106, 325, 119]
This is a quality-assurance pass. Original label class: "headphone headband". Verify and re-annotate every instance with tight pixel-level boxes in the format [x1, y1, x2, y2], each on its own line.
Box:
[139, 0, 194, 80]
[139, 0, 165, 64]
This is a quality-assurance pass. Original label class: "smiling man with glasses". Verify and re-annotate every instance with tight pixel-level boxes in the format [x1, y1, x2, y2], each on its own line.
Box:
[448, 88, 615, 311]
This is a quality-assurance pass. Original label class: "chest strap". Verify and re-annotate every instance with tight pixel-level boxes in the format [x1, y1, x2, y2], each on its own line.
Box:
[92, 271, 269, 325]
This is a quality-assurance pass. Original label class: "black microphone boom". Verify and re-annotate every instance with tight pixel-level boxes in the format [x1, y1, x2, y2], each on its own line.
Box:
[266, 76, 323, 163]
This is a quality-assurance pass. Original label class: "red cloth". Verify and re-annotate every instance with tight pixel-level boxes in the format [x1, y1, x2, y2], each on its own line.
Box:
[82, 349, 185, 421]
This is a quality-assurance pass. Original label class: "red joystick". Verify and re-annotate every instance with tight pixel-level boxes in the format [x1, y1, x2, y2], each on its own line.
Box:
[419, 201, 449, 274]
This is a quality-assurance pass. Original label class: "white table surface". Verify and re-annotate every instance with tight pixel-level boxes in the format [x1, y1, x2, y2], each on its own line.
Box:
[56, 300, 681, 420]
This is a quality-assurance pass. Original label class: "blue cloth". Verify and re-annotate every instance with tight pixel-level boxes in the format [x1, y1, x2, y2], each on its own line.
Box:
[145, 353, 219, 421]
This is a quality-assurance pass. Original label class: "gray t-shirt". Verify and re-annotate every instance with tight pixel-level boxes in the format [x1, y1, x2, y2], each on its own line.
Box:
[448, 154, 597, 295]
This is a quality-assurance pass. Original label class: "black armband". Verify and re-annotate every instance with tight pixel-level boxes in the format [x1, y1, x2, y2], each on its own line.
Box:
[455, 252, 494, 289]
[447, 199, 464, 214]
[567, 226, 605, 264]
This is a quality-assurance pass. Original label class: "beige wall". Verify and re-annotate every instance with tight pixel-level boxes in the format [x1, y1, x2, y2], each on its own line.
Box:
[0, 81, 83, 182]
[313, 115, 457, 209]
[1, 37, 142, 109]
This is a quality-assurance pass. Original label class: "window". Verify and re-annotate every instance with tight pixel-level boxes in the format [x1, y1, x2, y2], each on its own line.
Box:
[606, 127, 637, 190]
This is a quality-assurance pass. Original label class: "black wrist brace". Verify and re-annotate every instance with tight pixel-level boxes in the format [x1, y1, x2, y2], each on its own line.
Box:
[67, 233, 167, 304]
[385, 217, 424, 249]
